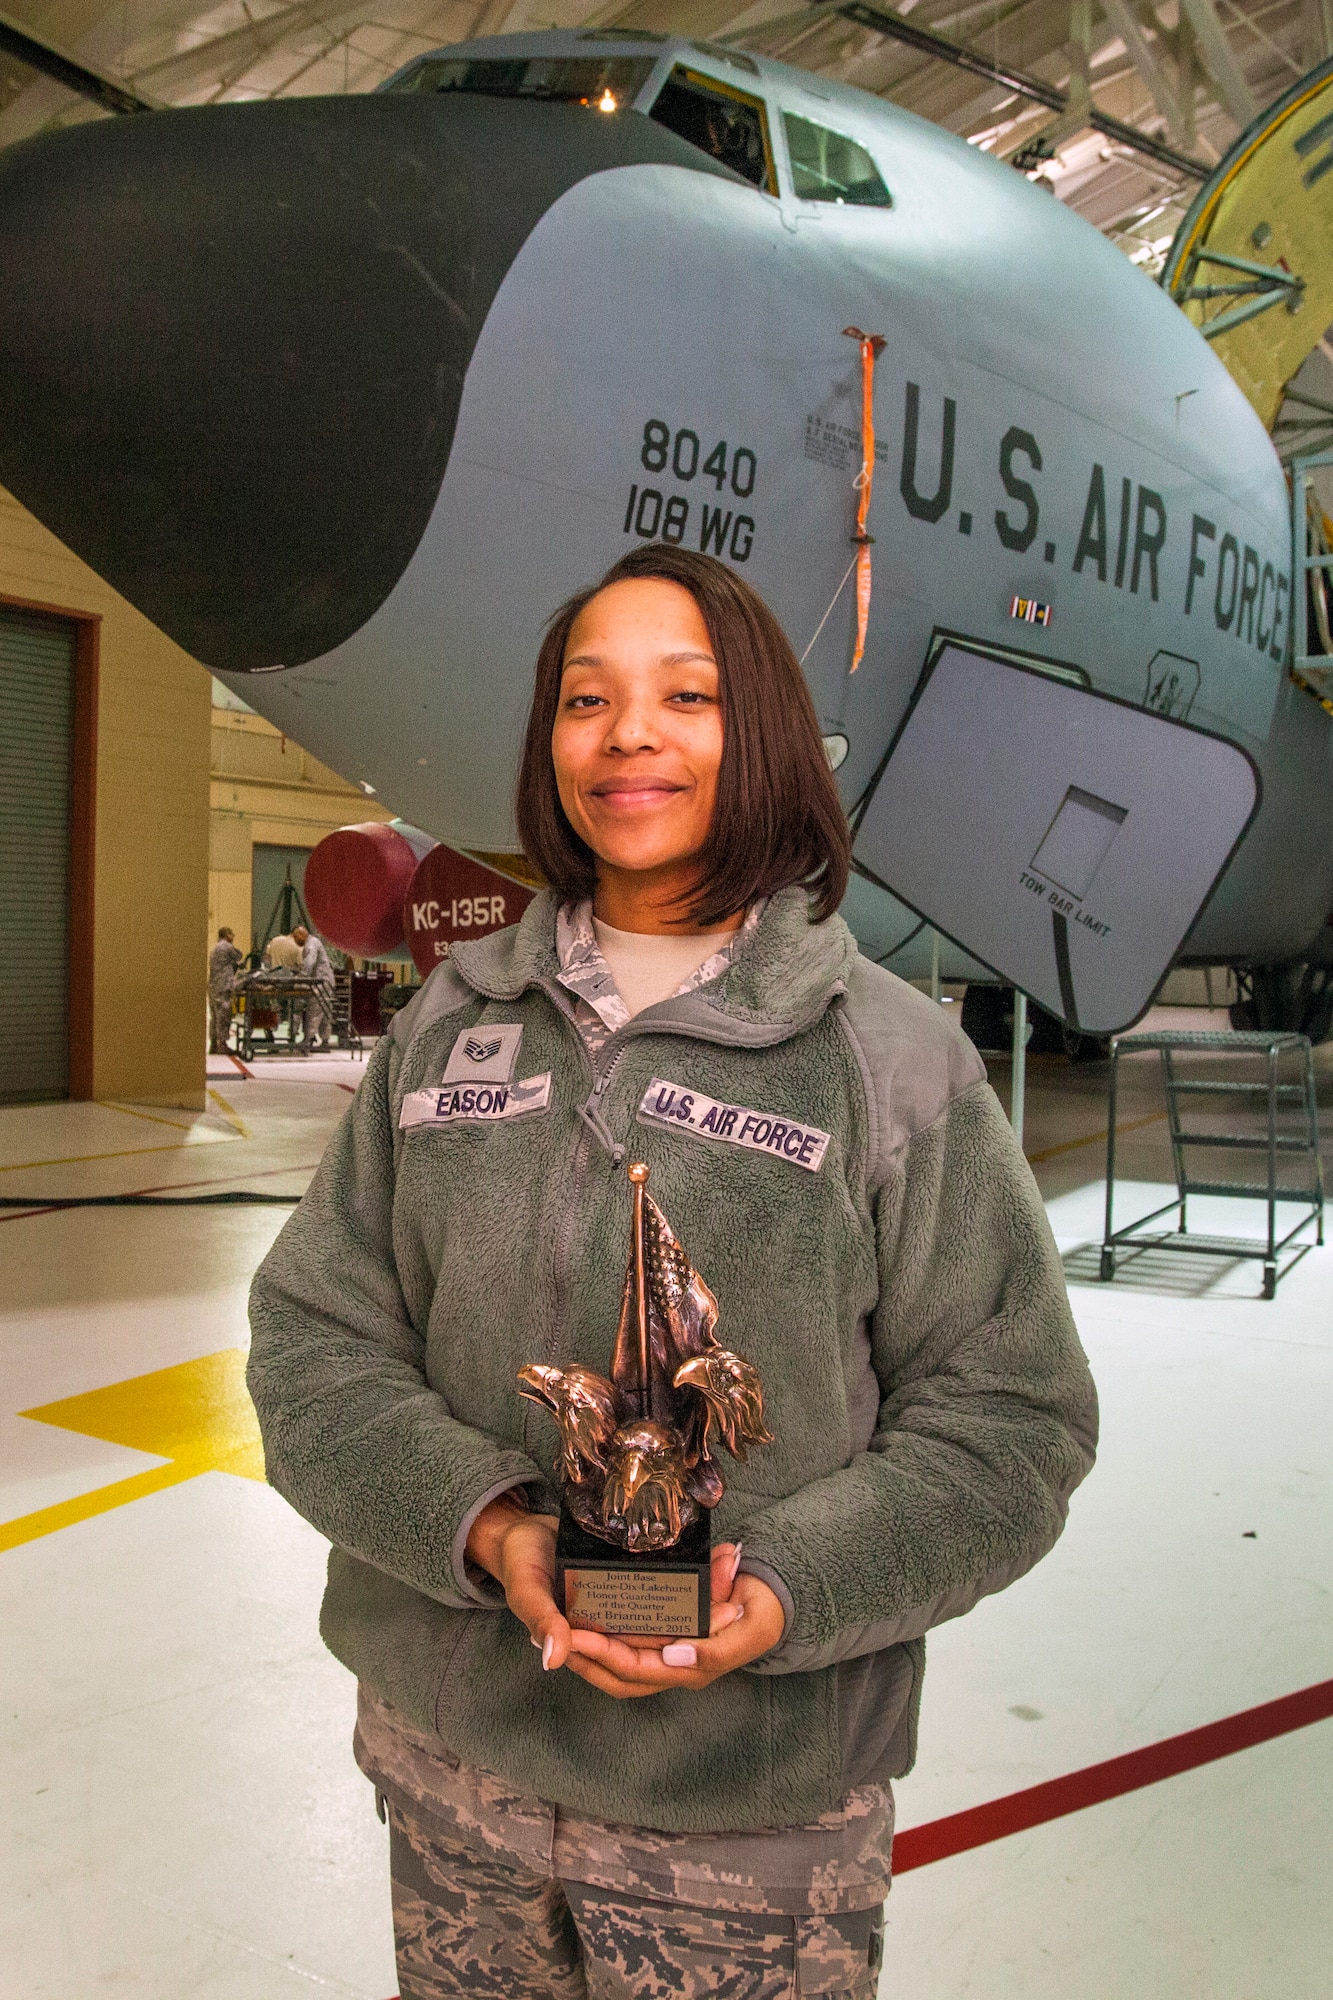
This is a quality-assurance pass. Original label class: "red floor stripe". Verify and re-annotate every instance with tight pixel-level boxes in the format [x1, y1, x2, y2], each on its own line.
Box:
[891, 1676, 1333, 1872]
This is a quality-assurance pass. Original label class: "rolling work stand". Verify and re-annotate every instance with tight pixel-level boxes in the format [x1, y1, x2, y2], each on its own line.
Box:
[1101, 1031, 1324, 1300]
[236, 974, 363, 1058]
[236, 976, 319, 1060]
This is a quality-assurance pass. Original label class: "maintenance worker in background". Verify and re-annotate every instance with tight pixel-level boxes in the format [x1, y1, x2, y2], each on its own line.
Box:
[207, 927, 243, 1054]
[265, 931, 302, 970]
[293, 925, 335, 1053]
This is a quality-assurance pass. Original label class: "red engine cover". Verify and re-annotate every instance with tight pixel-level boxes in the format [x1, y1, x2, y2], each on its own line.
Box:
[404, 844, 535, 978]
[303, 822, 432, 958]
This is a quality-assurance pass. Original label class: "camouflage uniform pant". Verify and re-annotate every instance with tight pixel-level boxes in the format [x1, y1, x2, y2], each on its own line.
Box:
[302, 983, 334, 1047]
[208, 992, 233, 1052]
[388, 1797, 884, 2000]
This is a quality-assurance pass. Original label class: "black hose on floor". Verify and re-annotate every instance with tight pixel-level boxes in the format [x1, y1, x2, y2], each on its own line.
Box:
[0, 1192, 302, 1208]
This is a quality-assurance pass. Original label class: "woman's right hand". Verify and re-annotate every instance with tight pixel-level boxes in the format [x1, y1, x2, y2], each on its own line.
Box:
[465, 1495, 574, 1669]
[467, 1496, 749, 1678]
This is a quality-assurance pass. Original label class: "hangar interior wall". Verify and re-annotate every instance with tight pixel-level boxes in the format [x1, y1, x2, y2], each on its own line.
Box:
[0, 483, 211, 1109]
[209, 685, 393, 953]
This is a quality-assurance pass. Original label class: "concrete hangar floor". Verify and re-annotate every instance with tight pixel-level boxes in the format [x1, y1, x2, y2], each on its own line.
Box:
[2, 1012, 1329, 1999]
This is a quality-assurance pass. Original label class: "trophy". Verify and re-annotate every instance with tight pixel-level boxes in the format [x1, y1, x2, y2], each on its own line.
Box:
[518, 1162, 772, 1640]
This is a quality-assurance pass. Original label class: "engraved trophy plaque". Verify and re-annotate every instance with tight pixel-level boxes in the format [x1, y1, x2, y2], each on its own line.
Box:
[518, 1162, 772, 1639]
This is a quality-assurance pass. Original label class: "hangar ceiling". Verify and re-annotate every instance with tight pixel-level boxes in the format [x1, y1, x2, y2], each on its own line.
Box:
[0, 0, 1326, 272]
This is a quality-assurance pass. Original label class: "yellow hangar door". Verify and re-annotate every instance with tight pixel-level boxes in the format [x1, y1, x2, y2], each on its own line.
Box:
[0, 606, 75, 1104]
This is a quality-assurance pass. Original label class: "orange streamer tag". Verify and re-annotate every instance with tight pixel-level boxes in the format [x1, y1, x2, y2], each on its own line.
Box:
[843, 327, 886, 672]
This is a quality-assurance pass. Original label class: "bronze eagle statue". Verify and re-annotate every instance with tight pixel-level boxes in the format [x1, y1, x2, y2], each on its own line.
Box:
[518, 1162, 772, 1553]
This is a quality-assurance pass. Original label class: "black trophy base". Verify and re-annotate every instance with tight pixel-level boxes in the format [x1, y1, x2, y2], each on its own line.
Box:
[555, 1502, 710, 1639]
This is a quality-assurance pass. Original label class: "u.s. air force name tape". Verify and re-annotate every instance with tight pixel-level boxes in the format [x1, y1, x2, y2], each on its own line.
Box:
[399, 1073, 552, 1129]
[637, 1078, 830, 1172]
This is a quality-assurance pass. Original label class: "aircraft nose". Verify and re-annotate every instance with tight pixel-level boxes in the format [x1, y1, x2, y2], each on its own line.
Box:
[0, 95, 490, 672]
[0, 93, 705, 674]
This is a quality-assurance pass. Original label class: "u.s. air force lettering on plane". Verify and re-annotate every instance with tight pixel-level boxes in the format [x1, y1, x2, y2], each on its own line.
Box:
[637, 1078, 830, 1173]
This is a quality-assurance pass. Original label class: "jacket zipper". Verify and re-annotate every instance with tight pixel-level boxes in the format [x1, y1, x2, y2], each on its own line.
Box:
[544, 1023, 631, 1397]
[577, 1044, 629, 1169]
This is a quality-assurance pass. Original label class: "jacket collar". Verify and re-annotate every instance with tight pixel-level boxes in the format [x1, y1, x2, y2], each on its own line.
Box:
[450, 885, 857, 1045]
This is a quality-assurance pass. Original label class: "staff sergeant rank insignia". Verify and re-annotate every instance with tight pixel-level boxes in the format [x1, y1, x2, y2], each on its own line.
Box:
[440, 1022, 523, 1085]
[637, 1078, 831, 1172]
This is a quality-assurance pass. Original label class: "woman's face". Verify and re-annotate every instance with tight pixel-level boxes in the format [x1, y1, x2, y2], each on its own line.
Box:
[552, 578, 724, 895]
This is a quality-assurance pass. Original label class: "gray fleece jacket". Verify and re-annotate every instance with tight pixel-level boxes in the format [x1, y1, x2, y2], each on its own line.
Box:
[247, 887, 1097, 1835]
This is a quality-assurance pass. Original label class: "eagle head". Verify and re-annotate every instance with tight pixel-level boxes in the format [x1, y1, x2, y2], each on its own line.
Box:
[602, 1419, 690, 1552]
[673, 1348, 774, 1461]
[516, 1363, 618, 1484]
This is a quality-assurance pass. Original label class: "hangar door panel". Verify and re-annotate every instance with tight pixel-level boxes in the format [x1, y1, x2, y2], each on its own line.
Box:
[251, 842, 311, 956]
[0, 608, 73, 1104]
[852, 642, 1259, 1035]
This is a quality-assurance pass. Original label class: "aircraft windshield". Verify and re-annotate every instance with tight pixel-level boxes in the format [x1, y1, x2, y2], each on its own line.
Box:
[387, 55, 657, 110]
[783, 113, 892, 207]
[648, 66, 775, 193]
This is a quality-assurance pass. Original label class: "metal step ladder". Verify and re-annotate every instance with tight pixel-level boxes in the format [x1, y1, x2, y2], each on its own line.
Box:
[1100, 1030, 1325, 1299]
[1292, 447, 1333, 711]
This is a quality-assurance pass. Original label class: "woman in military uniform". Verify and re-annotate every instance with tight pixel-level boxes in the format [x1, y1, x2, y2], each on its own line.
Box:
[248, 544, 1097, 1998]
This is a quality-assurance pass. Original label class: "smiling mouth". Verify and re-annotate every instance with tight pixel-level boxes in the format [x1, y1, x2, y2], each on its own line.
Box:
[589, 781, 685, 807]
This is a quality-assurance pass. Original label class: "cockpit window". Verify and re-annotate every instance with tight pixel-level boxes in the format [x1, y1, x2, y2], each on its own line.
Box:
[648, 66, 776, 193]
[783, 113, 892, 207]
[387, 55, 656, 111]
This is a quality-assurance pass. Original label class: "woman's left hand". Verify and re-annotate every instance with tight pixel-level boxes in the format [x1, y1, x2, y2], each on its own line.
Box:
[563, 1546, 786, 1698]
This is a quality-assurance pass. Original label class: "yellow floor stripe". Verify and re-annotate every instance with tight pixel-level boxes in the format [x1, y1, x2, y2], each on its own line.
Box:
[23, 1349, 265, 1476]
[99, 1101, 200, 1133]
[0, 1104, 241, 1171]
[0, 1460, 198, 1552]
[207, 1086, 251, 1140]
[1027, 1113, 1167, 1165]
[4, 1350, 266, 1553]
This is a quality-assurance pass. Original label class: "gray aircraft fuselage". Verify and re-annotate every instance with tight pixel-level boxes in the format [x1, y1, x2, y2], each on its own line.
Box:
[1, 29, 1329, 972]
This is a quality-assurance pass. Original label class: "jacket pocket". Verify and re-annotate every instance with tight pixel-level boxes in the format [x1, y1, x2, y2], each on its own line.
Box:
[320, 1546, 471, 1739]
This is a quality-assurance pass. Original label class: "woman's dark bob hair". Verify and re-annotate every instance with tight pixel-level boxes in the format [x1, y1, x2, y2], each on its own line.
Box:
[516, 545, 851, 928]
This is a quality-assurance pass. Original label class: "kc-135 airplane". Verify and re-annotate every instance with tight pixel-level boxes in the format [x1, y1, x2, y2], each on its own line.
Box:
[0, 26, 1331, 1037]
